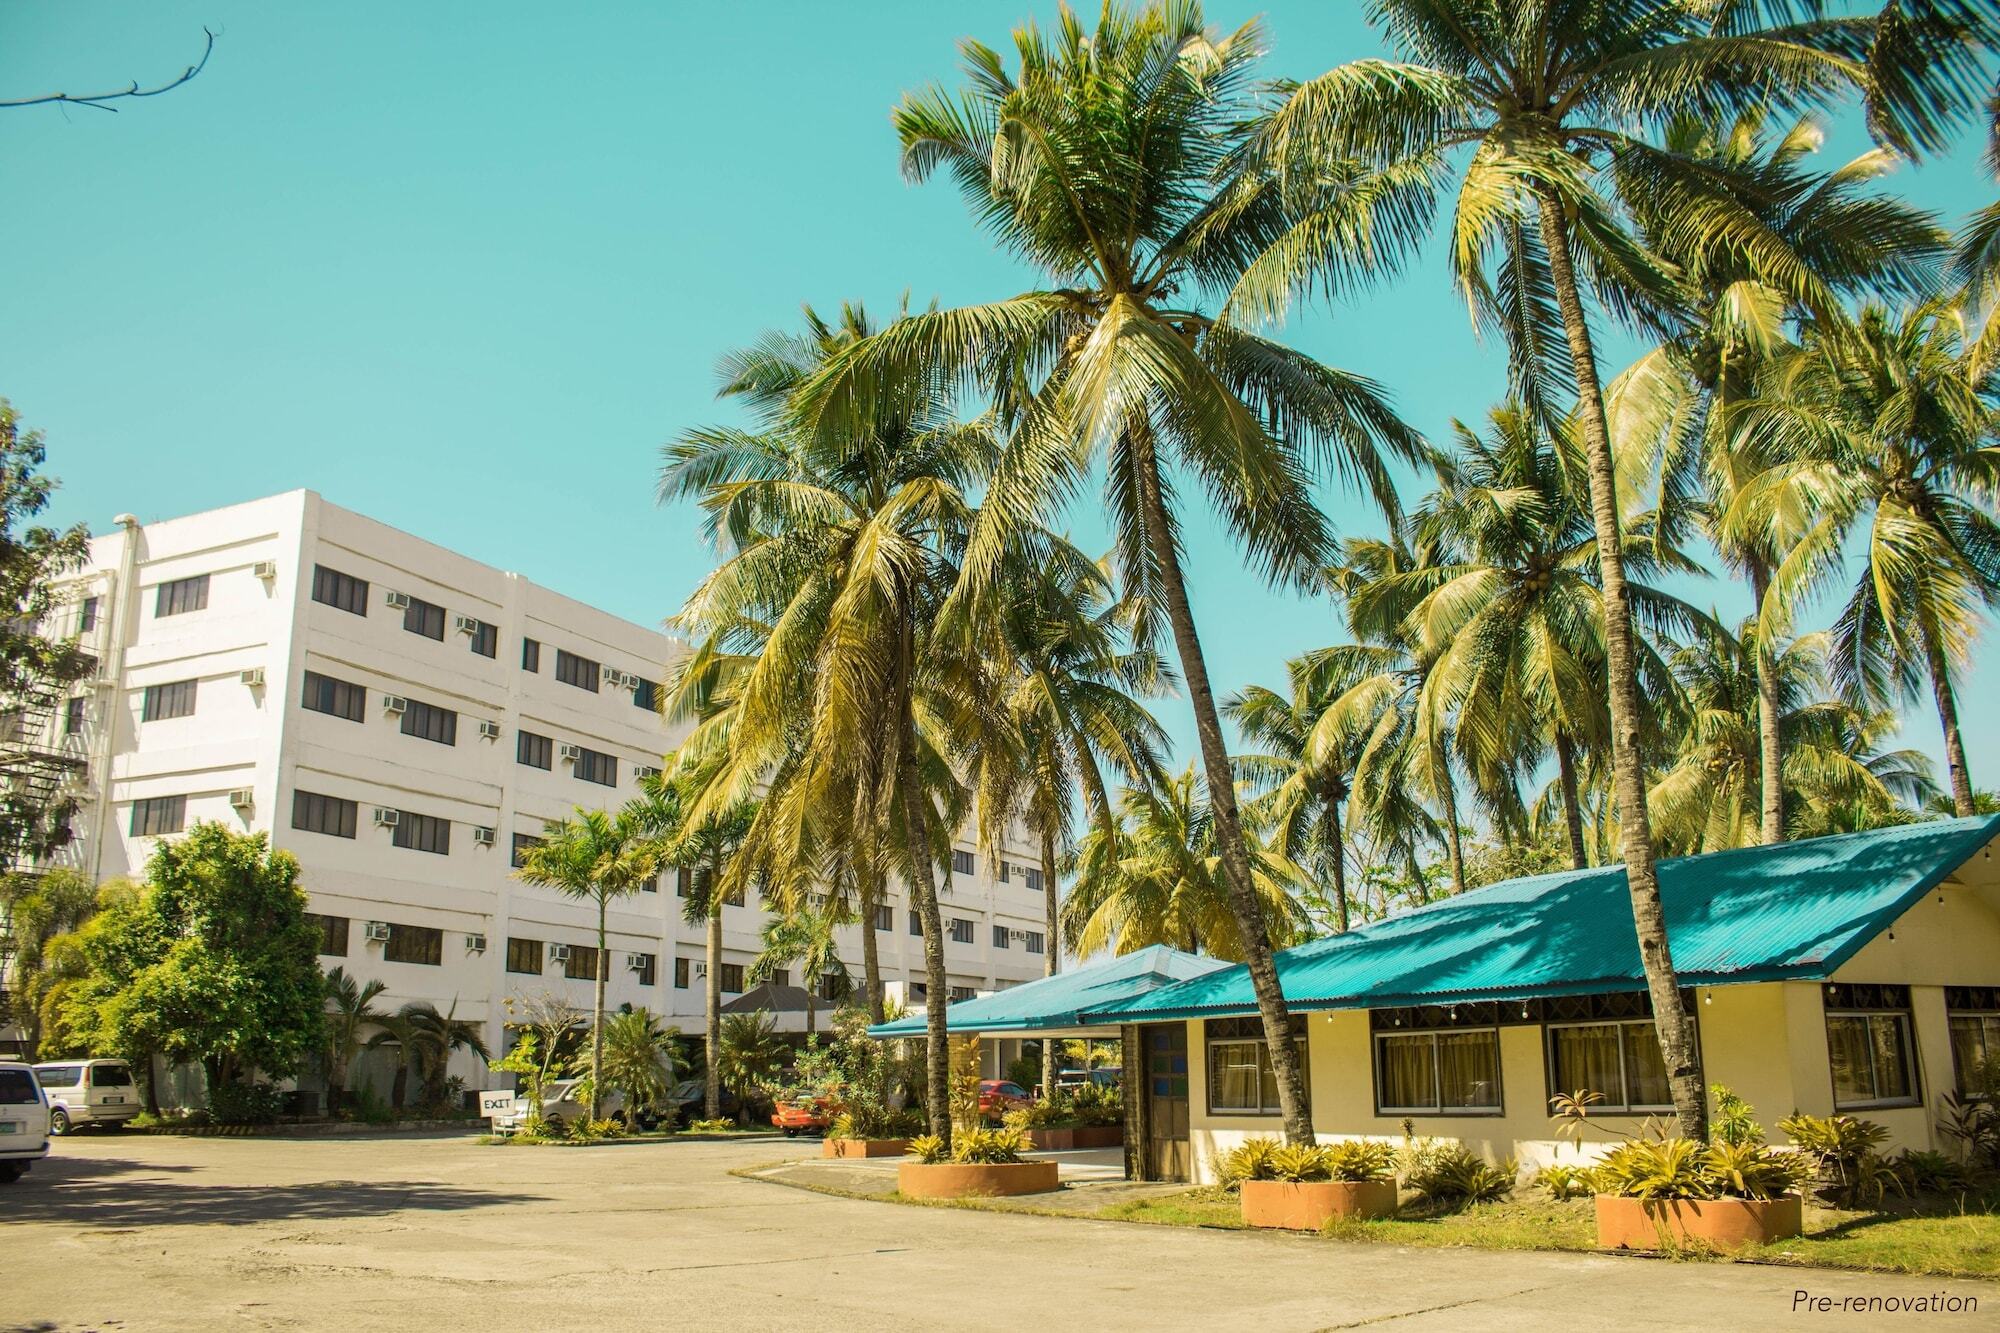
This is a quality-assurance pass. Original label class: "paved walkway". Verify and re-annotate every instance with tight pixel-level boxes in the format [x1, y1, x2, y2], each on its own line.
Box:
[0, 1132, 1989, 1331]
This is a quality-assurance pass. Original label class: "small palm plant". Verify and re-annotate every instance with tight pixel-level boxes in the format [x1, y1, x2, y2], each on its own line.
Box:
[321, 965, 387, 1114]
[714, 1010, 787, 1125]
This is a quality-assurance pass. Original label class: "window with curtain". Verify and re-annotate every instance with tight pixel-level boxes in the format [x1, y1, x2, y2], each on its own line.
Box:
[1546, 1021, 1674, 1112]
[1204, 1017, 1308, 1116]
[1374, 1028, 1502, 1115]
[1947, 987, 2000, 1097]
[1823, 983, 1918, 1109]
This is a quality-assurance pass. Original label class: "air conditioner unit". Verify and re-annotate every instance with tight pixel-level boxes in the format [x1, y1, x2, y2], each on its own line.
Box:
[1010, 929, 1032, 942]
[383, 694, 408, 715]
[556, 742, 582, 764]
[239, 667, 266, 688]
[224, 788, 253, 810]
[635, 765, 662, 783]
[384, 590, 412, 611]
[465, 932, 487, 953]
[453, 614, 481, 636]
[252, 559, 278, 581]
[373, 807, 400, 828]
[626, 953, 650, 972]
[471, 825, 495, 847]
[477, 719, 502, 742]
[547, 944, 571, 965]
[603, 669, 634, 691]
[364, 920, 393, 943]
[693, 961, 707, 978]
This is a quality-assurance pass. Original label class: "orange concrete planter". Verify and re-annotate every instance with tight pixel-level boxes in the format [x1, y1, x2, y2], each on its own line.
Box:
[1025, 1125, 1124, 1151]
[1240, 1179, 1399, 1230]
[1594, 1194, 1803, 1251]
[822, 1137, 911, 1159]
[897, 1160, 1061, 1199]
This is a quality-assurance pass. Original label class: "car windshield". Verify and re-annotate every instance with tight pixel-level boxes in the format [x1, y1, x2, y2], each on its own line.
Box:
[0, 1069, 40, 1105]
[91, 1064, 134, 1087]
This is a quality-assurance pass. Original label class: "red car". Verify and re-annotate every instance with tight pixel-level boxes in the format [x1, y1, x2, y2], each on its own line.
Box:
[771, 1098, 833, 1136]
[977, 1080, 1033, 1120]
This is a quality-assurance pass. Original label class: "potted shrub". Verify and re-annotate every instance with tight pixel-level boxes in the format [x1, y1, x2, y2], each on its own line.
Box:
[1223, 1137, 1399, 1230]
[1002, 1083, 1125, 1151]
[897, 1127, 1060, 1198]
[822, 1106, 926, 1159]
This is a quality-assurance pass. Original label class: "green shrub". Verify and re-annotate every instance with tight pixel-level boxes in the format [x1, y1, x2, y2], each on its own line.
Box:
[1594, 1133, 1805, 1201]
[1406, 1145, 1515, 1205]
[1214, 1136, 1283, 1190]
[1533, 1162, 1600, 1201]
[1778, 1112, 1903, 1206]
[1005, 1095, 1076, 1131]
[685, 1117, 736, 1134]
[1710, 1084, 1764, 1147]
[207, 1081, 283, 1126]
[1005, 1055, 1042, 1092]
[904, 1127, 1027, 1166]
[907, 1133, 949, 1164]
[1901, 1149, 1977, 1194]
[831, 1104, 925, 1140]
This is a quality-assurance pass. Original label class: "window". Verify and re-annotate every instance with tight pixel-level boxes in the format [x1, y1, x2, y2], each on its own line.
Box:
[632, 953, 657, 986]
[1947, 987, 2000, 1097]
[632, 678, 660, 711]
[140, 679, 197, 721]
[301, 670, 366, 722]
[771, 969, 790, 988]
[311, 565, 369, 616]
[820, 974, 847, 1002]
[1543, 991, 1686, 1113]
[306, 912, 350, 957]
[397, 698, 458, 746]
[993, 923, 1010, 949]
[675, 867, 691, 898]
[1023, 930, 1045, 955]
[80, 595, 100, 633]
[908, 982, 928, 1002]
[875, 904, 893, 932]
[391, 811, 451, 856]
[510, 832, 543, 868]
[564, 944, 600, 981]
[1024, 867, 1044, 892]
[950, 986, 977, 1003]
[997, 860, 1009, 884]
[516, 730, 553, 770]
[63, 696, 85, 736]
[1372, 1010, 1502, 1115]
[909, 910, 922, 937]
[384, 923, 443, 966]
[401, 595, 446, 641]
[2, 1069, 47, 1102]
[90, 1064, 132, 1087]
[719, 963, 744, 993]
[155, 574, 209, 617]
[1824, 983, 1919, 1109]
[1205, 1016, 1311, 1116]
[522, 637, 541, 672]
[34, 1066, 79, 1089]
[573, 746, 617, 787]
[949, 918, 974, 945]
[951, 849, 975, 876]
[291, 790, 358, 839]
[467, 620, 498, 658]
[674, 957, 691, 989]
[129, 795, 185, 837]
[554, 649, 599, 692]
[505, 938, 544, 974]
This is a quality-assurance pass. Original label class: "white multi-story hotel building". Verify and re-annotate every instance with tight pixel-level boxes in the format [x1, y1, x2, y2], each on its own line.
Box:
[17, 491, 1050, 1093]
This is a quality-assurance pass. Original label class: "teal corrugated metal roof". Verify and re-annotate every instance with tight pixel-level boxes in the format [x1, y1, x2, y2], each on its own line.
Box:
[1085, 815, 2000, 1024]
[868, 945, 1230, 1037]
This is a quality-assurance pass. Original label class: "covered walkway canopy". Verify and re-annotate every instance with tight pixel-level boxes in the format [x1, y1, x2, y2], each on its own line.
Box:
[1083, 815, 2000, 1025]
[868, 944, 1228, 1038]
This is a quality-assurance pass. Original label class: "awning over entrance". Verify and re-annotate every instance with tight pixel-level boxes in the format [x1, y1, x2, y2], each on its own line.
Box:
[867, 945, 1229, 1038]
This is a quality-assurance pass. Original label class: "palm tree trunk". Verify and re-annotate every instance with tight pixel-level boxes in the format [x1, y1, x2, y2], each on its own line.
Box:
[899, 754, 953, 1149]
[1924, 626, 1976, 816]
[591, 895, 607, 1121]
[860, 862, 886, 1025]
[1554, 732, 1589, 870]
[704, 846, 722, 1122]
[1433, 735, 1467, 896]
[1040, 820, 1059, 979]
[1326, 789, 1350, 933]
[1129, 421, 1312, 1145]
[1749, 562, 1785, 844]
[1536, 185, 1705, 1138]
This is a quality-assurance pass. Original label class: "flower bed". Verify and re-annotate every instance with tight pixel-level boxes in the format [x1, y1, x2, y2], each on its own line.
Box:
[898, 1159, 1062, 1198]
[1595, 1192, 1803, 1250]
[1218, 1137, 1402, 1229]
[1242, 1178, 1399, 1230]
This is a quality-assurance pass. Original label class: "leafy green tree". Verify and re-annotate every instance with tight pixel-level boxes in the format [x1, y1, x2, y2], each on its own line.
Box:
[514, 807, 662, 1118]
[600, 1008, 681, 1128]
[715, 1010, 787, 1125]
[321, 966, 387, 1113]
[0, 867, 97, 1052]
[749, 898, 851, 1037]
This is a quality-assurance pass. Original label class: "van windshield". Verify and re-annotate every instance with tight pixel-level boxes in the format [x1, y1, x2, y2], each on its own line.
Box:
[91, 1064, 134, 1087]
[0, 1069, 40, 1105]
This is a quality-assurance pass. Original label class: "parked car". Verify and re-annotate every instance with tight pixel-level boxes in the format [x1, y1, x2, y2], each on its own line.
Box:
[668, 1079, 743, 1122]
[771, 1097, 832, 1136]
[33, 1059, 140, 1134]
[1055, 1067, 1121, 1093]
[0, 1062, 51, 1183]
[977, 1080, 1033, 1120]
[487, 1079, 662, 1134]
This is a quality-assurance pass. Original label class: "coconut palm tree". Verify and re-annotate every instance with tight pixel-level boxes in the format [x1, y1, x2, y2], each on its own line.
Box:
[321, 966, 387, 1113]
[1959, 94, 2000, 375]
[1243, 0, 1980, 1135]
[514, 807, 662, 1119]
[1063, 764, 1310, 963]
[599, 1008, 681, 1129]
[400, 1000, 491, 1111]
[793, 2, 1427, 1144]
[715, 1010, 787, 1125]
[1737, 300, 2000, 817]
[748, 897, 852, 1037]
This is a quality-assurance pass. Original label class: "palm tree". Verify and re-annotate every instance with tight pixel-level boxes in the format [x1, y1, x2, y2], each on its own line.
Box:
[514, 807, 662, 1119]
[1958, 94, 2000, 375]
[748, 897, 852, 1036]
[794, 2, 1427, 1145]
[1245, 1, 1971, 1136]
[599, 1008, 681, 1128]
[1063, 764, 1310, 963]
[1738, 301, 2000, 817]
[321, 965, 387, 1113]
[400, 1000, 491, 1110]
[715, 1010, 787, 1125]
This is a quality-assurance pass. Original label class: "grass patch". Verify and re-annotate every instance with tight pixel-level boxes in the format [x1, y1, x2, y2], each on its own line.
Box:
[1752, 1200, 2000, 1279]
[1095, 1187, 1244, 1229]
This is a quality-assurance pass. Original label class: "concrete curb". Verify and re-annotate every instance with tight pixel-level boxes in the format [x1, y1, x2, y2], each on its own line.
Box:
[129, 1119, 477, 1138]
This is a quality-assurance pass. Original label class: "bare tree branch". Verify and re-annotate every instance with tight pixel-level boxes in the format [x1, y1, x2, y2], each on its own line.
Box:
[0, 27, 216, 113]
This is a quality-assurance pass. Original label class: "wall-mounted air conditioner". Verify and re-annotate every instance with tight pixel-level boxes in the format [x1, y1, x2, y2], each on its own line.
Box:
[373, 807, 401, 828]
[557, 742, 581, 764]
[453, 614, 480, 636]
[626, 954, 649, 972]
[239, 667, 266, 688]
[603, 669, 635, 692]
[477, 719, 502, 742]
[465, 932, 487, 953]
[547, 944, 571, 966]
[384, 590, 412, 611]
[471, 826, 496, 847]
[693, 961, 707, 978]
[228, 788, 255, 810]
[364, 920, 393, 944]
[383, 695, 408, 715]
[252, 559, 278, 581]
[635, 765, 662, 783]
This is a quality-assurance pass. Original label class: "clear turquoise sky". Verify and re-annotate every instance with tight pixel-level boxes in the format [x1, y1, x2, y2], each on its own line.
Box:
[4, 2, 1994, 791]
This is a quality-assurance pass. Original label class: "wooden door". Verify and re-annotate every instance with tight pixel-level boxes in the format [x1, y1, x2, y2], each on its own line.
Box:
[1143, 1023, 1190, 1182]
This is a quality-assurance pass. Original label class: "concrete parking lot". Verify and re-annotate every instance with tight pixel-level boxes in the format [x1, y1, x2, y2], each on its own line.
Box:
[0, 1131, 1990, 1332]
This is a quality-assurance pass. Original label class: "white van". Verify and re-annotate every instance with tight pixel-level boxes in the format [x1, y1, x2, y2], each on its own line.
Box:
[0, 1062, 51, 1182]
[34, 1059, 140, 1133]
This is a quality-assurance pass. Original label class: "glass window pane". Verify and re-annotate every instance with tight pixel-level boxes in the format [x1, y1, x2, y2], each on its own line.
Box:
[1549, 1025, 1623, 1106]
[1437, 1031, 1501, 1109]
[1867, 1014, 1913, 1102]
[1949, 1016, 1984, 1095]
[1621, 1022, 1673, 1108]
[1210, 1042, 1261, 1112]
[1377, 1034, 1436, 1111]
[1827, 1016, 1876, 1105]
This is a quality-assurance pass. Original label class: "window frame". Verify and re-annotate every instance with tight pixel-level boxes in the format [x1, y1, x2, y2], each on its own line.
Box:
[1204, 1016, 1310, 1117]
[674, 957, 691, 989]
[874, 904, 893, 932]
[949, 917, 974, 944]
[468, 620, 499, 658]
[951, 849, 975, 876]
[564, 944, 601, 982]
[505, 937, 544, 975]
[301, 670, 366, 722]
[291, 790, 358, 839]
[554, 648, 600, 692]
[516, 730, 553, 770]
[572, 746, 617, 787]
[718, 962, 744, 993]
[140, 679, 197, 722]
[632, 953, 657, 986]
[384, 923, 443, 967]
[1946, 987, 2000, 1099]
[1372, 1027, 1506, 1118]
[154, 574, 209, 617]
[993, 923, 1010, 949]
[390, 810, 451, 856]
[1543, 1018, 1677, 1115]
[401, 595, 447, 641]
[305, 912, 350, 957]
[399, 698, 459, 746]
[129, 794, 186, 837]
[1824, 986, 1922, 1111]
[522, 637, 542, 672]
[311, 565, 369, 617]
[510, 832, 544, 869]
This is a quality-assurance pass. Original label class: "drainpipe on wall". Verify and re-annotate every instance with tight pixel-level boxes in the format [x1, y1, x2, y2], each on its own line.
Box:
[83, 514, 142, 886]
